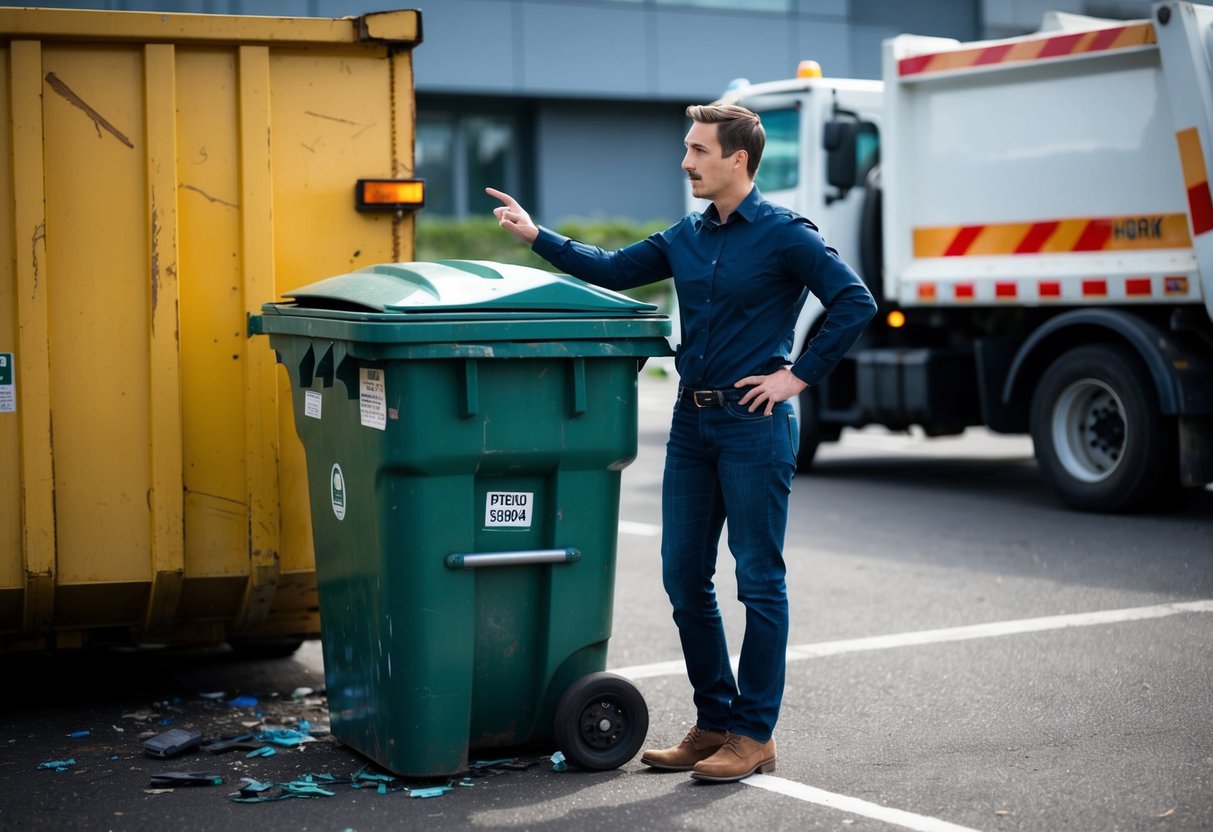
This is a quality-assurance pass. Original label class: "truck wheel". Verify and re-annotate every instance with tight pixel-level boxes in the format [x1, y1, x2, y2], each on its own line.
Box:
[796, 386, 823, 471]
[1029, 344, 1173, 512]
[554, 672, 648, 771]
[795, 386, 841, 472]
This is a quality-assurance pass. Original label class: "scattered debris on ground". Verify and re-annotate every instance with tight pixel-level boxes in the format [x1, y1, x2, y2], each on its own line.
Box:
[34, 685, 557, 805]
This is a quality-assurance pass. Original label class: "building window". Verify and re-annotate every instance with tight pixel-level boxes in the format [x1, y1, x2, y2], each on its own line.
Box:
[417, 119, 455, 216]
[655, 0, 789, 9]
[601, 0, 789, 9]
[417, 111, 522, 218]
[464, 116, 516, 217]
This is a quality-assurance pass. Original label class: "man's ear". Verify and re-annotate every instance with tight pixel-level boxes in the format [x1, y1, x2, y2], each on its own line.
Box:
[733, 150, 748, 171]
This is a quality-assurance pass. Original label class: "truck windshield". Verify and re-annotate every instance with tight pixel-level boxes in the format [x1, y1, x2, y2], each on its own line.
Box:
[754, 107, 799, 193]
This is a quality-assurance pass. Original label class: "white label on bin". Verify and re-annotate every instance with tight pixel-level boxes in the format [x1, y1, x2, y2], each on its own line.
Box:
[331, 463, 346, 521]
[304, 390, 322, 419]
[485, 492, 533, 528]
[0, 353, 13, 413]
[359, 367, 386, 431]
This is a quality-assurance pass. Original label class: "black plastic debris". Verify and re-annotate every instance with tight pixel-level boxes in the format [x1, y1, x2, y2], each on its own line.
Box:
[144, 728, 203, 758]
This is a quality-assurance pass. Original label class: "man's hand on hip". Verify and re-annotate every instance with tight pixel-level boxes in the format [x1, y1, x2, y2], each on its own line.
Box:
[735, 368, 808, 416]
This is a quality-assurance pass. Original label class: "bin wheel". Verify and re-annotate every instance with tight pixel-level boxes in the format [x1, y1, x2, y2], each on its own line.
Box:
[554, 672, 648, 771]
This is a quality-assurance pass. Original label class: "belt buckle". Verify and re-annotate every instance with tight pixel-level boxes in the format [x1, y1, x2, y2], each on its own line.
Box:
[693, 389, 723, 408]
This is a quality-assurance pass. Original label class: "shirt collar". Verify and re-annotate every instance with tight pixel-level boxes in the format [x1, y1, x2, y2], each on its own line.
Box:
[701, 185, 762, 227]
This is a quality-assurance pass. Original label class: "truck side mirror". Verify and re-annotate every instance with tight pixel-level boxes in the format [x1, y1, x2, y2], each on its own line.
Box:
[823, 119, 858, 200]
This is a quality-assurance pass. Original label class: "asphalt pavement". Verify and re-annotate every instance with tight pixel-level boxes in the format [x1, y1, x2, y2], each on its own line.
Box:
[2, 369, 1210, 831]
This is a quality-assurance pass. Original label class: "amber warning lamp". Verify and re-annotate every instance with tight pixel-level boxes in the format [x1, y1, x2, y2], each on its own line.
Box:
[797, 60, 823, 78]
[356, 178, 426, 211]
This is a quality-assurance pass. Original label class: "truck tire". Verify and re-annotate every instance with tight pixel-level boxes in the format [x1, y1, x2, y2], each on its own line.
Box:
[1029, 344, 1173, 512]
[796, 385, 823, 472]
[795, 385, 841, 472]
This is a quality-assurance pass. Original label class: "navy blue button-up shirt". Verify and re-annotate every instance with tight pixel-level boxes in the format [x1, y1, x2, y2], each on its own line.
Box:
[532, 186, 876, 389]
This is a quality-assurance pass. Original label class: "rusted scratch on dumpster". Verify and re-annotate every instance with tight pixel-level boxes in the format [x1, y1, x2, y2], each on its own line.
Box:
[31, 221, 46, 295]
[181, 183, 238, 209]
[305, 110, 365, 126]
[44, 72, 134, 148]
[150, 200, 160, 320]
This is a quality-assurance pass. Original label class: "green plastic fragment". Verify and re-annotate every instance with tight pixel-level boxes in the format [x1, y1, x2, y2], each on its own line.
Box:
[282, 783, 336, 797]
[37, 759, 76, 772]
[238, 778, 274, 795]
[351, 765, 395, 784]
[256, 727, 311, 747]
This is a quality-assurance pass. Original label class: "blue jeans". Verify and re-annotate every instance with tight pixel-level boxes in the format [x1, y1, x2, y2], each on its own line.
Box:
[660, 391, 798, 743]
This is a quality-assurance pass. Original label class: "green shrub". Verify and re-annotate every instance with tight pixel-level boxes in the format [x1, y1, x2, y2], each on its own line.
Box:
[416, 215, 675, 308]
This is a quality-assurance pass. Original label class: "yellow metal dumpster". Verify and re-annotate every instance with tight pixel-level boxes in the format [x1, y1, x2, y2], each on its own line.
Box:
[0, 7, 423, 651]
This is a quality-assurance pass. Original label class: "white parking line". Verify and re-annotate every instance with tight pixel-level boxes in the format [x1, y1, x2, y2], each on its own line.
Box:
[611, 600, 1213, 679]
[784, 599, 1213, 660]
[619, 520, 662, 537]
[744, 774, 986, 832]
[615, 600, 1213, 832]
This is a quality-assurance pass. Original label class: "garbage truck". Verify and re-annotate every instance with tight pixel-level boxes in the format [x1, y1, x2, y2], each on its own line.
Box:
[0, 7, 425, 651]
[708, 0, 1213, 511]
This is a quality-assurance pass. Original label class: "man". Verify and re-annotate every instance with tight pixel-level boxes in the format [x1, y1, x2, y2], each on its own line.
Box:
[487, 103, 876, 782]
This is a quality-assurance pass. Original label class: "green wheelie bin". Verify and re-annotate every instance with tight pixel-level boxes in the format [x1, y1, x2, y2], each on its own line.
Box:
[252, 259, 672, 777]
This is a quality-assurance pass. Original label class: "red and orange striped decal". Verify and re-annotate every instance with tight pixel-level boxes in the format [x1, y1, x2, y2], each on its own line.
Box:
[899, 22, 1155, 77]
[914, 214, 1192, 258]
[1176, 127, 1213, 236]
[913, 274, 1192, 304]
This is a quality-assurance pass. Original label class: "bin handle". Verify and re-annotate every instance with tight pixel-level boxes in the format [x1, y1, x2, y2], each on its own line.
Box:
[444, 548, 581, 569]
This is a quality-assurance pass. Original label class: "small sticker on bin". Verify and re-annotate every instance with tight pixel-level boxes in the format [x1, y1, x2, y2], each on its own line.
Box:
[359, 367, 386, 430]
[304, 390, 322, 419]
[485, 492, 533, 528]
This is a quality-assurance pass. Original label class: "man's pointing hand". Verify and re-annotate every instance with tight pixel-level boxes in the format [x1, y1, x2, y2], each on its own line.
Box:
[486, 187, 539, 245]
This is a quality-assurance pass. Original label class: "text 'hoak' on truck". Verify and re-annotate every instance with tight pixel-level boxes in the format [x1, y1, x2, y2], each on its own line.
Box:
[705, 0, 1213, 512]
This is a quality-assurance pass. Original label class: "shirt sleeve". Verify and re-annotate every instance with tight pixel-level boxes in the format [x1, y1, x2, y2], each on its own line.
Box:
[781, 218, 878, 385]
[532, 226, 673, 291]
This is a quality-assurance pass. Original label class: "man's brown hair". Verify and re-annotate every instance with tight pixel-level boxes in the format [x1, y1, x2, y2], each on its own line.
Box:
[686, 103, 765, 178]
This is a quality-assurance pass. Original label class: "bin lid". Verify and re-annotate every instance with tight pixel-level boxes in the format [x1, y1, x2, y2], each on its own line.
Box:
[283, 260, 657, 317]
[255, 259, 673, 358]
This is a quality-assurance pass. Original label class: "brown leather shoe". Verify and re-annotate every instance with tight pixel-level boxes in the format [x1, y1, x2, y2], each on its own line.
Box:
[640, 726, 728, 771]
[690, 732, 776, 782]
